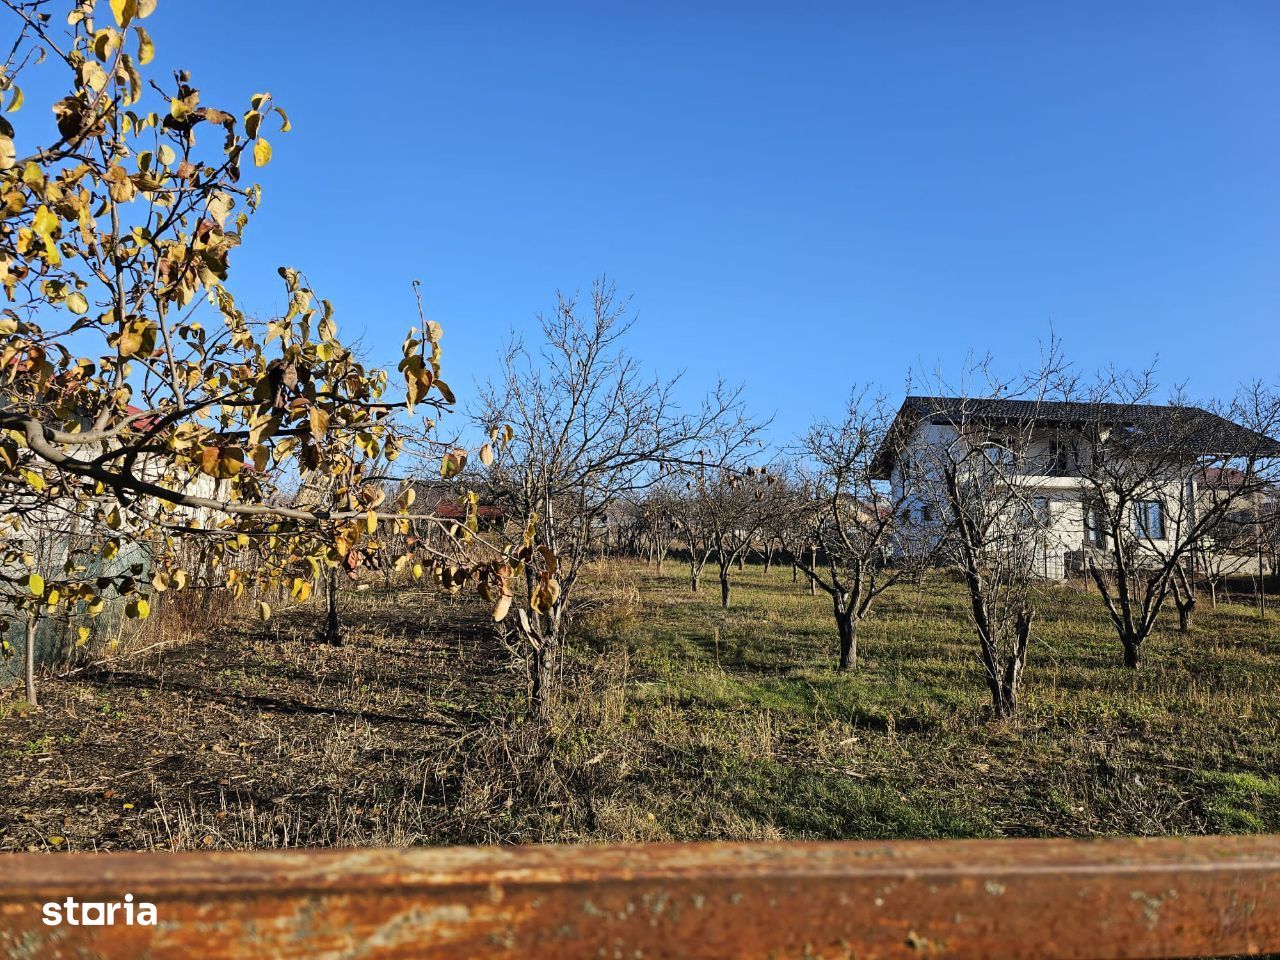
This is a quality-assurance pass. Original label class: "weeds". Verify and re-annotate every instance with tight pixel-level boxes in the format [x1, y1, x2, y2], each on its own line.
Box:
[2, 562, 1278, 851]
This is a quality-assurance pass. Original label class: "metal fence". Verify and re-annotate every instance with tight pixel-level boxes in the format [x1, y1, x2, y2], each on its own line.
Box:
[1, 539, 152, 688]
[0, 836, 1277, 958]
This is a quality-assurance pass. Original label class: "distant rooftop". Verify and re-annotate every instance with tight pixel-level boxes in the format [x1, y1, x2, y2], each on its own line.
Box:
[870, 396, 1280, 477]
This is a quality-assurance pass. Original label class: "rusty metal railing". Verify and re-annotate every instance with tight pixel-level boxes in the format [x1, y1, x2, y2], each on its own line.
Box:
[1, 836, 1278, 958]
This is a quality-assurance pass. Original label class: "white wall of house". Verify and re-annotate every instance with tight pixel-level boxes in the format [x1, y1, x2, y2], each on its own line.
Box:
[888, 421, 1192, 580]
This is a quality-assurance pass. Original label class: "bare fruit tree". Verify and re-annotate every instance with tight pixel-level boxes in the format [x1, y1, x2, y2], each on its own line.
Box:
[901, 350, 1072, 719]
[796, 390, 933, 671]
[668, 420, 774, 607]
[474, 277, 760, 716]
[777, 468, 826, 596]
[1184, 505, 1261, 613]
[632, 479, 682, 572]
[1073, 375, 1280, 668]
[671, 481, 718, 595]
[705, 466, 774, 609]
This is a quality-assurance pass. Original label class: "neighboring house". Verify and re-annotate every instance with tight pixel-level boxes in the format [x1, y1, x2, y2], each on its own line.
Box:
[870, 396, 1280, 581]
[2, 407, 224, 685]
[1192, 468, 1278, 581]
[396, 478, 507, 530]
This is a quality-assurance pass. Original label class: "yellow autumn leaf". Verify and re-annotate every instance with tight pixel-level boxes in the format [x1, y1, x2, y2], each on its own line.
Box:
[309, 405, 330, 439]
[253, 137, 271, 167]
[110, 0, 137, 26]
[492, 593, 513, 622]
[440, 448, 467, 479]
[134, 25, 154, 64]
[33, 204, 58, 238]
[81, 61, 108, 93]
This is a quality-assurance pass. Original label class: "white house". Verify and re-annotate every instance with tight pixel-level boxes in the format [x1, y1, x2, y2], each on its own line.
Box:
[870, 396, 1280, 580]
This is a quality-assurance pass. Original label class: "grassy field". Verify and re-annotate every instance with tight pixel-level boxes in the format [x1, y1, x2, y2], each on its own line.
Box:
[2, 559, 1278, 851]
[586, 561, 1280, 841]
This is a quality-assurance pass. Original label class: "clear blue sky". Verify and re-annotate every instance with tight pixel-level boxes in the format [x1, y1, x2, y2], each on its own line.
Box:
[141, 0, 1280, 443]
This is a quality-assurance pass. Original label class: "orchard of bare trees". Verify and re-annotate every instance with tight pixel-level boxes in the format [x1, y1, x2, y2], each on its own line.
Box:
[515, 341, 1280, 721]
[3, 0, 1279, 740]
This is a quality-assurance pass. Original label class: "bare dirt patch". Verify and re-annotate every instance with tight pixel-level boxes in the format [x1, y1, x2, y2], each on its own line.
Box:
[1, 587, 514, 852]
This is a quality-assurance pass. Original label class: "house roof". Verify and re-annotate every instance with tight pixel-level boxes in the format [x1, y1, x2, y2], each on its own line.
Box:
[870, 396, 1280, 478]
[124, 404, 161, 432]
[1196, 466, 1248, 487]
[397, 478, 507, 521]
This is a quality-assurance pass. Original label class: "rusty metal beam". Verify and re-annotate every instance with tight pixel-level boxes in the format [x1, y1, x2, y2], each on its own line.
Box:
[1, 836, 1278, 959]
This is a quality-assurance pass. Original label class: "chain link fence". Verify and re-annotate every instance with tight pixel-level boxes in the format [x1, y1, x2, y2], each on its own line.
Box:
[1, 539, 153, 689]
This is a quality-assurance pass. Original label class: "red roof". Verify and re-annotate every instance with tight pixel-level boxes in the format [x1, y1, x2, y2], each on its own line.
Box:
[432, 501, 505, 520]
[1197, 467, 1248, 487]
[124, 404, 162, 431]
[125, 405, 268, 473]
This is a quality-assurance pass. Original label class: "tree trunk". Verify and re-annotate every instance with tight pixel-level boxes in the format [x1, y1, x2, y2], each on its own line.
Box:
[808, 545, 817, 596]
[1176, 596, 1195, 634]
[1122, 637, 1141, 670]
[1171, 569, 1196, 634]
[763, 546, 774, 573]
[528, 639, 557, 719]
[690, 567, 701, 593]
[719, 567, 731, 609]
[322, 568, 342, 645]
[791, 562, 799, 584]
[835, 603, 857, 671]
[24, 613, 38, 708]
[994, 609, 1033, 719]
[1259, 542, 1267, 619]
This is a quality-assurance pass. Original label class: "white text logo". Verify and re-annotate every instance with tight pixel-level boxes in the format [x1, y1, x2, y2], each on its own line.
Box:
[42, 894, 157, 926]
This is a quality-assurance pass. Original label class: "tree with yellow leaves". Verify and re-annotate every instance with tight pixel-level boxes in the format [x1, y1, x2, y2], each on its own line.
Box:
[0, 0, 509, 703]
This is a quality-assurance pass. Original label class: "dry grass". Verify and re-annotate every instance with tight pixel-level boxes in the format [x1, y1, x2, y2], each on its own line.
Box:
[2, 560, 1278, 851]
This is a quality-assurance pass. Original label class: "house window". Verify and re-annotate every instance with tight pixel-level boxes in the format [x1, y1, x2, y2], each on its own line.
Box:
[1032, 496, 1051, 524]
[1018, 496, 1051, 528]
[982, 441, 1015, 469]
[1133, 500, 1166, 540]
[1084, 501, 1107, 548]
[1046, 440, 1070, 476]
